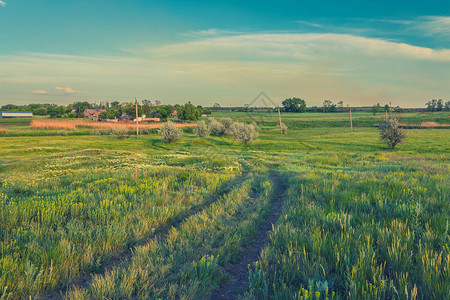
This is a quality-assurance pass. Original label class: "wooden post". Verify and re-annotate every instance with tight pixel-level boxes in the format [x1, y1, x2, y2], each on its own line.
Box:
[350, 107, 353, 132]
[278, 106, 283, 134]
[385, 109, 388, 121]
[135, 97, 139, 139]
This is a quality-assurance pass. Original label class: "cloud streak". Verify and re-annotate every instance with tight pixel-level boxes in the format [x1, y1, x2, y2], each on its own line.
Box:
[0, 1, 6, 7]
[32, 90, 48, 95]
[54, 86, 81, 94]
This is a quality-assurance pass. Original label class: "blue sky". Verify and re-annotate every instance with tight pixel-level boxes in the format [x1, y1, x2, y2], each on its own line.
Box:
[0, 0, 449, 107]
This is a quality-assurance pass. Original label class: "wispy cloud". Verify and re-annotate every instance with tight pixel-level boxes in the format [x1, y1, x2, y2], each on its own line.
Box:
[32, 90, 48, 95]
[414, 16, 450, 38]
[0, 1, 7, 7]
[0, 32, 449, 107]
[54, 86, 81, 94]
[185, 28, 241, 37]
[296, 21, 324, 28]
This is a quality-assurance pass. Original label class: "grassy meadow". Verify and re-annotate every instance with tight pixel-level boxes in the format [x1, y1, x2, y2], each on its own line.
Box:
[0, 111, 448, 299]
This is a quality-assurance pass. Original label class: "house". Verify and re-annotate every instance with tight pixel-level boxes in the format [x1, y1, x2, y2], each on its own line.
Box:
[118, 113, 133, 121]
[83, 109, 106, 120]
[0, 111, 33, 119]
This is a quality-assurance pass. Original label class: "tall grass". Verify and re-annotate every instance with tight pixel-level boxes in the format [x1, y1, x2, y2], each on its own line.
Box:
[30, 120, 195, 131]
[246, 158, 449, 299]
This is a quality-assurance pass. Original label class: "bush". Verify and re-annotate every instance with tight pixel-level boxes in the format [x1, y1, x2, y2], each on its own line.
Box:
[110, 127, 129, 139]
[220, 118, 235, 136]
[208, 118, 225, 136]
[57, 131, 68, 136]
[379, 117, 406, 149]
[232, 122, 259, 146]
[158, 122, 183, 143]
[280, 122, 288, 134]
[194, 121, 210, 137]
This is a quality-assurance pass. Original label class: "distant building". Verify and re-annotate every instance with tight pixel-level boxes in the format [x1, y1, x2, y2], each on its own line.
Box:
[0, 111, 33, 119]
[83, 109, 106, 120]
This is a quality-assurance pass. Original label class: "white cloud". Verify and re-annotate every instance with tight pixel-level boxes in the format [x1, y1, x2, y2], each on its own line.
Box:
[148, 33, 450, 62]
[54, 86, 81, 94]
[0, 32, 449, 107]
[0, 1, 6, 7]
[32, 90, 48, 95]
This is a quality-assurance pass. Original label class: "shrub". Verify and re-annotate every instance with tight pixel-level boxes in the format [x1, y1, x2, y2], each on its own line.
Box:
[158, 122, 183, 143]
[208, 118, 225, 136]
[232, 122, 259, 145]
[110, 127, 129, 139]
[194, 121, 210, 137]
[280, 122, 288, 134]
[220, 118, 235, 136]
[57, 131, 68, 136]
[379, 117, 406, 149]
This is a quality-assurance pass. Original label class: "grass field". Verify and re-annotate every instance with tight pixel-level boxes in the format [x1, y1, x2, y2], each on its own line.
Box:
[0, 112, 448, 299]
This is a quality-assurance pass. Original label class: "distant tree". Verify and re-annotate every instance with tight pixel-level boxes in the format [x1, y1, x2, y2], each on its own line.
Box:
[384, 104, 390, 112]
[282, 97, 307, 112]
[178, 103, 202, 121]
[322, 100, 336, 113]
[338, 101, 344, 112]
[155, 100, 161, 106]
[445, 101, 450, 111]
[155, 105, 173, 122]
[213, 103, 221, 112]
[436, 99, 444, 111]
[426, 99, 438, 112]
[379, 117, 406, 149]
[110, 101, 120, 108]
[372, 103, 381, 115]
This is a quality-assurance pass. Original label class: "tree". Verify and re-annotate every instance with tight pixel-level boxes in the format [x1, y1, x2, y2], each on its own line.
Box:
[379, 117, 406, 149]
[372, 103, 381, 115]
[155, 105, 173, 122]
[437, 99, 444, 111]
[384, 104, 390, 112]
[178, 103, 202, 121]
[282, 98, 307, 112]
[338, 101, 344, 112]
[426, 99, 438, 112]
[213, 103, 221, 112]
[322, 100, 336, 113]
[445, 101, 450, 111]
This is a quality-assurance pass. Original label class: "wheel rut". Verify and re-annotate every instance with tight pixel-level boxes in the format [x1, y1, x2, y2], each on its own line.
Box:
[210, 172, 286, 300]
[40, 170, 250, 300]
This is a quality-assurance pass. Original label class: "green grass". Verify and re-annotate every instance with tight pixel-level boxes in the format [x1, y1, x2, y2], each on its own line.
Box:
[0, 112, 448, 299]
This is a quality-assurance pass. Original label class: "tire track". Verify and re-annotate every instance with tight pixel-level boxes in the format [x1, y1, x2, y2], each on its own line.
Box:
[210, 172, 286, 300]
[39, 169, 250, 300]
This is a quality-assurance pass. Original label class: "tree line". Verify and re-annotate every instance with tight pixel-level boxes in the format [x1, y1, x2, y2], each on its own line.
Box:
[1, 101, 211, 121]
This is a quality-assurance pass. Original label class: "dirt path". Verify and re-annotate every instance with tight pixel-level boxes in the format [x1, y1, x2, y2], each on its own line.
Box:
[40, 170, 250, 300]
[210, 173, 286, 300]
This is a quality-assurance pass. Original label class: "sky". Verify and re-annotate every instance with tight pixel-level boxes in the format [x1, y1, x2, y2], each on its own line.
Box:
[0, 1, 449, 107]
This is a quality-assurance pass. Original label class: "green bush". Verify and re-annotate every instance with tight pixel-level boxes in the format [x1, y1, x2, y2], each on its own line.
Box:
[232, 122, 259, 145]
[193, 121, 210, 137]
[158, 122, 183, 143]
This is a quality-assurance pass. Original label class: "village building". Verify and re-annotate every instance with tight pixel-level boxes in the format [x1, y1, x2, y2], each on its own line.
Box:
[0, 111, 33, 119]
[83, 109, 107, 120]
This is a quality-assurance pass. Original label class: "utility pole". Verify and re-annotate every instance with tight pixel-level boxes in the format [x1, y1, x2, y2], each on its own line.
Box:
[278, 106, 283, 134]
[350, 107, 353, 132]
[135, 97, 139, 139]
